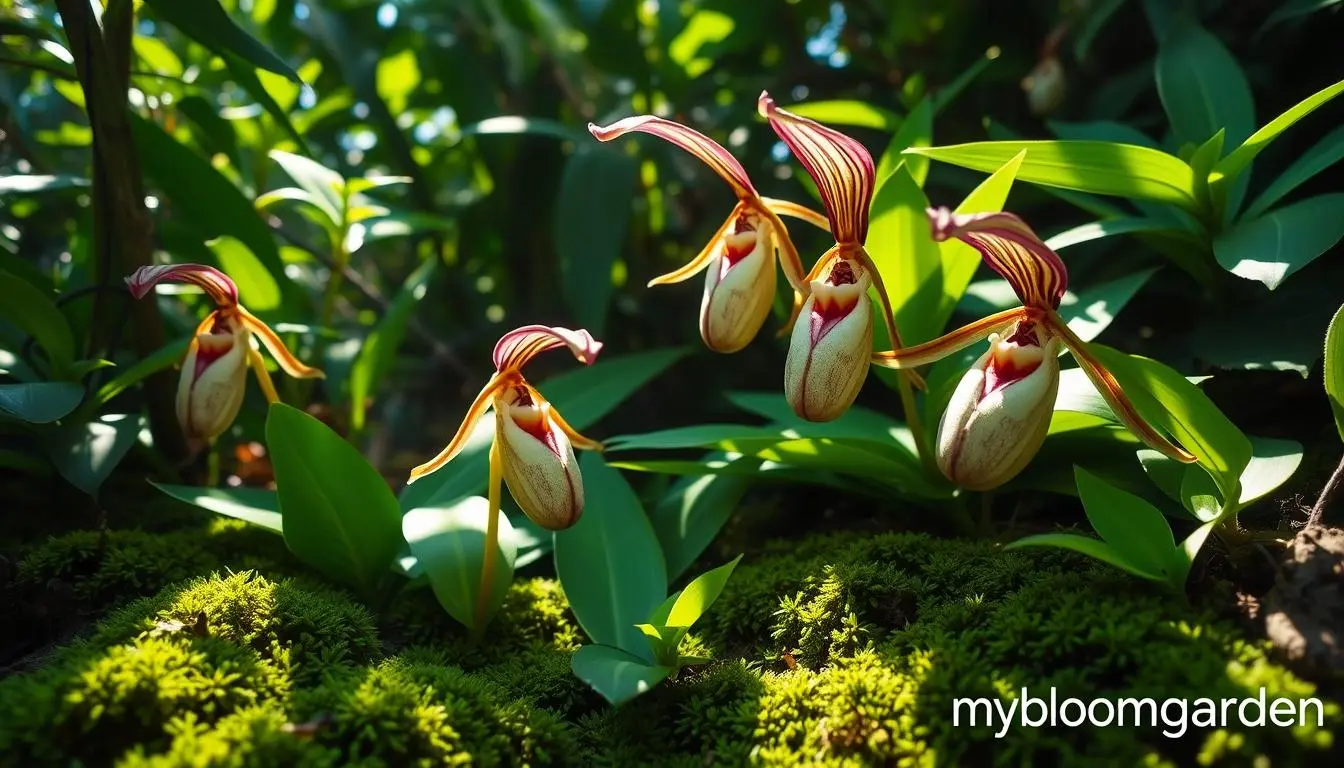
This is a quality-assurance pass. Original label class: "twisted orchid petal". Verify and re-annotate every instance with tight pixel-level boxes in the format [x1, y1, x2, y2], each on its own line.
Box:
[927, 208, 1067, 310]
[589, 115, 756, 200]
[758, 92, 875, 245]
[492, 325, 603, 373]
[126, 264, 238, 307]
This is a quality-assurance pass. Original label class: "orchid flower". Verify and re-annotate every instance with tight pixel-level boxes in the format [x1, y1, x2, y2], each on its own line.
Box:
[757, 92, 923, 422]
[588, 115, 826, 353]
[872, 208, 1197, 489]
[126, 264, 323, 443]
[406, 325, 603, 532]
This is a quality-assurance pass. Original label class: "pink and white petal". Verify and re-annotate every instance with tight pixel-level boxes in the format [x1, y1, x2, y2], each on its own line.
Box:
[125, 264, 239, 307]
[589, 115, 757, 200]
[757, 92, 875, 246]
[927, 207, 1068, 310]
[492, 325, 603, 374]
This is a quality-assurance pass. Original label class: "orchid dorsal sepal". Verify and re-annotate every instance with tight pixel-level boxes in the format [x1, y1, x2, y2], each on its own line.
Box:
[758, 91, 875, 247]
[126, 263, 239, 307]
[927, 207, 1067, 311]
[588, 115, 756, 200]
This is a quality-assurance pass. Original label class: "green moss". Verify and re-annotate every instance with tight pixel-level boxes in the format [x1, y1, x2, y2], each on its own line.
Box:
[95, 571, 381, 683]
[118, 705, 339, 768]
[9, 529, 219, 612]
[292, 650, 582, 766]
[2, 527, 1338, 766]
[0, 636, 286, 765]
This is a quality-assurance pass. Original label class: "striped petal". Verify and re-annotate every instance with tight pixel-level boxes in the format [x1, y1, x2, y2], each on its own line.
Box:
[493, 325, 603, 374]
[126, 264, 238, 307]
[927, 208, 1067, 310]
[589, 115, 756, 200]
[1044, 313, 1197, 463]
[758, 92, 875, 246]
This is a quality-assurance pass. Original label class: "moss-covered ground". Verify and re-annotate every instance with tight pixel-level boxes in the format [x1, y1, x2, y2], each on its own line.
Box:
[1, 495, 1340, 767]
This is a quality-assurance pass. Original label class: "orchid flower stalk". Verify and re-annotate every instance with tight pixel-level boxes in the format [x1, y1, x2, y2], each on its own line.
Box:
[126, 264, 323, 445]
[406, 325, 603, 627]
[757, 92, 925, 424]
[873, 208, 1197, 489]
[588, 115, 826, 353]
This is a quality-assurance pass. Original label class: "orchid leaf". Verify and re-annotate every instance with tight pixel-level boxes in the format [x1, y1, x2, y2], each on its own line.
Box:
[1213, 193, 1344, 289]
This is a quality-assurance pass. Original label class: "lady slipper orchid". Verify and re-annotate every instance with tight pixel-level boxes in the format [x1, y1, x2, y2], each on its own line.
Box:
[588, 115, 827, 353]
[406, 325, 603, 532]
[126, 264, 323, 443]
[758, 92, 922, 421]
[872, 208, 1197, 488]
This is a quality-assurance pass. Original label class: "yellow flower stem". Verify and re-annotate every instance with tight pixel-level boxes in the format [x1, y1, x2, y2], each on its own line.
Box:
[473, 438, 504, 632]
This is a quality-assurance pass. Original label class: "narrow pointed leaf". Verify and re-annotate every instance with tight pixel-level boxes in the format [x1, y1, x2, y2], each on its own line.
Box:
[666, 554, 742, 628]
[150, 483, 282, 534]
[1213, 79, 1344, 184]
[142, 0, 299, 81]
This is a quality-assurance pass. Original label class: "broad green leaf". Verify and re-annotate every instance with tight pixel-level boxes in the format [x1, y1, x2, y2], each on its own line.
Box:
[651, 463, 754, 581]
[1179, 465, 1222, 522]
[142, 0, 299, 81]
[1214, 193, 1344, 289]
[1174, 520, 1219, 585]
[571, 644, 673, 706]
[1213, 79, 1344, 185]
[1138, 449, 1186, 503]
[1156, 21, 1255, 148]
[783, 100, 900, 131]
[1326, 303, 1344, 441]
[553, 453, 667, 660]
[91, 337, 189, 409]
[0, 382, 83, 423]
[1089, 345, 1252, 498]
[266, 403, 403, 597]
[150, 483, 282, 534]
[1244, 124, 1344, 219]
[555, 144, 638, 336]
[665, 554, 742, 628]
[0, 269, 75, 378]
[1074, 466, 1178, 579]
[209, 236, 281, 312]
[362, 211, 458, 242]
[725, 391, 917, 457]
[605, 424, 815, 452]
[868, 164, 942, 345]
[350, 255, 438, 431]
[41, 413, 143, 498]
[1239, 436, 1304, 506]
[398, 348, 690, 511]
[129, 114, 301, 314]
[1005, 533, 1165, 581]
[668, 8, 736, 78]
[875, 98, 932, 186]
[908, 140, 1197, 210]
[270, 150, 345, 230]
[402, 497, 517, 631]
